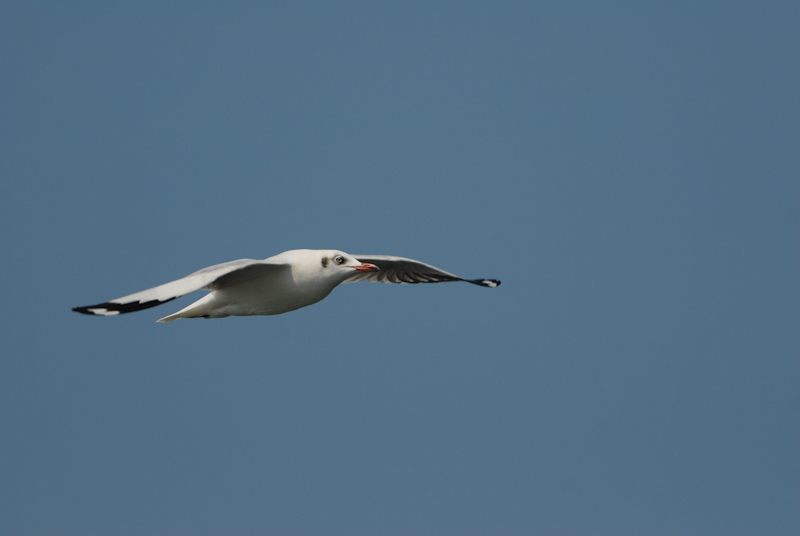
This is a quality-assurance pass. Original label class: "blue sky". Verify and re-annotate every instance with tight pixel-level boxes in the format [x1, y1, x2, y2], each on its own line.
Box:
[2, 2, 798, 535]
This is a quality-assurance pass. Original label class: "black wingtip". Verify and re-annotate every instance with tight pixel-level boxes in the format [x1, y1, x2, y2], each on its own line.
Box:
[72, 297, 176, 316]
[466, 279, 501, 288]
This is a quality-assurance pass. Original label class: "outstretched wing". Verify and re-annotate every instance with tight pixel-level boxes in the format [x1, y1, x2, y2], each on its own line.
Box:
[345, 255, 500, 288]
[73, 258, 290, 316]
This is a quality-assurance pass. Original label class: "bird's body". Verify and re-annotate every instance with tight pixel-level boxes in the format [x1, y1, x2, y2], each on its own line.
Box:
[73, 249, 500, 322]
[157, 250, 350, 321]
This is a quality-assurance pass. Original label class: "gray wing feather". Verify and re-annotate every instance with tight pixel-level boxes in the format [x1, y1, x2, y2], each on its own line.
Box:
[346, 255, 500, 288]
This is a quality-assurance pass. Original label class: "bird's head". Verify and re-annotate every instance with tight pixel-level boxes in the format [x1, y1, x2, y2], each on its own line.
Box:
[318, 250, 379, 278]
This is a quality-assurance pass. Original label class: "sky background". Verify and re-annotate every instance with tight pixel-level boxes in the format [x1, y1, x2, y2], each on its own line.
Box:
[1, 2, 798, 535]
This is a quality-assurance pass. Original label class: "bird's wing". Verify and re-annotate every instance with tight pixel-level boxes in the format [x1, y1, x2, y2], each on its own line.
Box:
[345, 255, 500, 288]
[73, 258, 290, 316]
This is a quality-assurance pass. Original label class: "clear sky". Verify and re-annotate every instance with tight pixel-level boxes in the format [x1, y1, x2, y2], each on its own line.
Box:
[2, 2, 798, 535]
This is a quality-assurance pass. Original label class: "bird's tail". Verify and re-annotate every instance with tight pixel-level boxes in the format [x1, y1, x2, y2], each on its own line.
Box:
[156, 312, 182, 323]
[156, 293, 219, 323]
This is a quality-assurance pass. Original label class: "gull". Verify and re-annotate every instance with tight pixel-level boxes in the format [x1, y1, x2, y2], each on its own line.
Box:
[72, 249, 501, 322]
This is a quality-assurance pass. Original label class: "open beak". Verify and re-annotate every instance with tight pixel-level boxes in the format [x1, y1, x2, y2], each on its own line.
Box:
[354, 262, 380, 272]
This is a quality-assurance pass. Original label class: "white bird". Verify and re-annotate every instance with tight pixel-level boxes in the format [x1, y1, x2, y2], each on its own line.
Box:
[73, 249, 501, 322]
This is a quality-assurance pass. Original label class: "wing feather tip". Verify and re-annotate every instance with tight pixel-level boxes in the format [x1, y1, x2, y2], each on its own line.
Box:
[72, 305, 121, 316]
[72, 297, 177, 316]
[467, 279, 501, 288]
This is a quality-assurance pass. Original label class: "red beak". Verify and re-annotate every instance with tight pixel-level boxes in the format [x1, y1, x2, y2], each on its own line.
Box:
[354, 262, 380, 272]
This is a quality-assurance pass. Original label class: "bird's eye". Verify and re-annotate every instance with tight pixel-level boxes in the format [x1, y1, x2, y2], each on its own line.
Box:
[334, 255, 345, 265]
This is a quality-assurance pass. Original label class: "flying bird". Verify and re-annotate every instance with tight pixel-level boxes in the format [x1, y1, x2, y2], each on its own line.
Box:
[73, 249, 501, 322]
